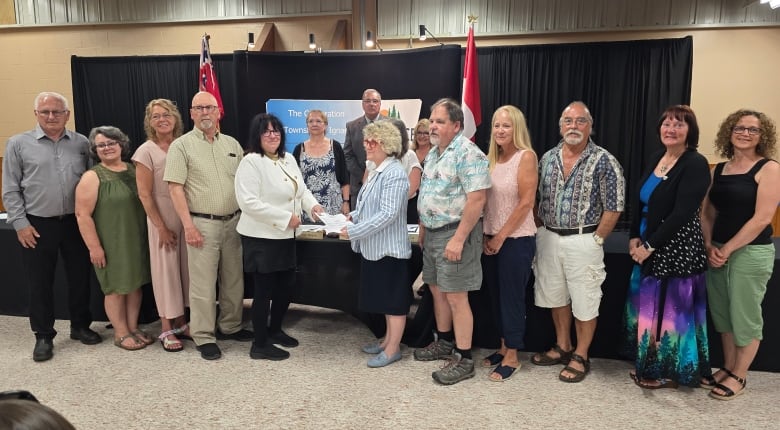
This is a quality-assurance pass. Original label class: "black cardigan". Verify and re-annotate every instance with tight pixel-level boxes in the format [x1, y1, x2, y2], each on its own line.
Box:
[629, 148, 711, 249]
[292, 140, 349, 187]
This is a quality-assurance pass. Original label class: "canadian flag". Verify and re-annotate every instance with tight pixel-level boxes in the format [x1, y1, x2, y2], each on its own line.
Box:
[461, 25, 481, 141]
[200, 34, 224, 118]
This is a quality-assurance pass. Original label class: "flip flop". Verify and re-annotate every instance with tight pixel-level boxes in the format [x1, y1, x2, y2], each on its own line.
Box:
[481, 351, 504, 368]
[489, 363, 520, 382]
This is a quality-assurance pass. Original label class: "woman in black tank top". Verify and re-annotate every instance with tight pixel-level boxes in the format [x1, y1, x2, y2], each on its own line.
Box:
[701, 109, 780, 400]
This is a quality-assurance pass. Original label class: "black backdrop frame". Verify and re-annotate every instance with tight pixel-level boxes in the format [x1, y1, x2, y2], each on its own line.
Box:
[71, 36, 693, 227]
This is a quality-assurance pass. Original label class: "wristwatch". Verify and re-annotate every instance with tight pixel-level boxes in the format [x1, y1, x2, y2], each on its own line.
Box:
[642, 241, 655, 252]
[593, 233, 604, 246]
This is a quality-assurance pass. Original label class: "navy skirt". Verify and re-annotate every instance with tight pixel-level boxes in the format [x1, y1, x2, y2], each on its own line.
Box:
[359, 256, 411, 316]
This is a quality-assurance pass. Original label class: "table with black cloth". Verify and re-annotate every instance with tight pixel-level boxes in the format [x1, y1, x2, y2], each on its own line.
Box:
[0, 220, 158, 324]
[2, 221, 778, 372]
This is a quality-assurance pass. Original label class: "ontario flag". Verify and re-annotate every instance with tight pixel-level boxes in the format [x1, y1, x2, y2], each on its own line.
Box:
[461, 24, 481, 141]
[200, 34, 224, 118]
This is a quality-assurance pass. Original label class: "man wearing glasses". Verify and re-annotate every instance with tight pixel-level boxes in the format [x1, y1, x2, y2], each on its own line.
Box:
[531, 101, 625, 383]
[2, 91, 102, 362]
[164, 91, 251, 360]
[343, 88, 388, 208]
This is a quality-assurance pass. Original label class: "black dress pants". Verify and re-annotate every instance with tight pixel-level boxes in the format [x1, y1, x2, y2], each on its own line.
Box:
[251, 270, 294, 345]
[21, 215, 93, 339]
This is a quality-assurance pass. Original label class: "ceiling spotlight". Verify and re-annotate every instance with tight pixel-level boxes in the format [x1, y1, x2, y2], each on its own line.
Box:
[366, 31, 374, 48]
[419, 25, 427, 41]
[418, 24, 443, 45]
[308, 33, 316, 50]
[247, 32, 255, 50]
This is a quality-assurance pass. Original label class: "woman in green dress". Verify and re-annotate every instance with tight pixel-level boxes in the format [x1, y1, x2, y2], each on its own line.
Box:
[75, 126, 151, 351]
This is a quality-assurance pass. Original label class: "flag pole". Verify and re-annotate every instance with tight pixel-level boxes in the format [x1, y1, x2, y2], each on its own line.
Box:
[461, 15, 481, 142]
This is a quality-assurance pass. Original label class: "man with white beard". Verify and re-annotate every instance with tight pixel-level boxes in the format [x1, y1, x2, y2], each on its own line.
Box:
[530, 101, 625, 383]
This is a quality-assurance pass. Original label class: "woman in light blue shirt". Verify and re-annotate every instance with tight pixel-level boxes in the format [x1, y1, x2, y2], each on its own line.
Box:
[343, 120, 411, 368]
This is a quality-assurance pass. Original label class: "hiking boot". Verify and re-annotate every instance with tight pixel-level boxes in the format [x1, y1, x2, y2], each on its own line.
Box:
[413, 334, 454, 361]
[432, 353, 475, 385]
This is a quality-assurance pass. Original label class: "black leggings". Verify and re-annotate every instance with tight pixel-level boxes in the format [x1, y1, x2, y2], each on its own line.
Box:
[250, 270, 294, 345]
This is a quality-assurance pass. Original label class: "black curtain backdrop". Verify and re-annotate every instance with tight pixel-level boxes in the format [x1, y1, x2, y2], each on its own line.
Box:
[231, 45, 462, 147]
[71, 53, 236, 152]
[71, 37, 692, 227]
[471, 37, 693, 226]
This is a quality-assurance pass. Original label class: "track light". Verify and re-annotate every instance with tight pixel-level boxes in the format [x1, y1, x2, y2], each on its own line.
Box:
[366, 31, 374, 48]
[247, 32, 255, 50]
[419, 24, 443, 45]
[308, 33, 316, 49]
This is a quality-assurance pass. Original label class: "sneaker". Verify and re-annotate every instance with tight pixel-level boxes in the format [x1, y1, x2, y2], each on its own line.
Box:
[413, 334, 454, 361]
[250, 342, 290, 361]
[432, 353, 475, 385]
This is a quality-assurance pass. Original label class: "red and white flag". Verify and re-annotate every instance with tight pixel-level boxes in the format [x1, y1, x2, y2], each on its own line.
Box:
[200, 34, 224, 118]
[461, 25, 481, 141]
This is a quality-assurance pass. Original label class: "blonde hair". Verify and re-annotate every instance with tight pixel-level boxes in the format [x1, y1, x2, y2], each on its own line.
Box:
[363, 120, 402, 159]
[143, 98, 183, 142]
[487, 105, 534, 170]
[411, 118, 431, 150]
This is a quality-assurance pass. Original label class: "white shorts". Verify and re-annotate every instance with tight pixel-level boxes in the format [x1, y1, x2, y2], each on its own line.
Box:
[533, 227, 605, 321]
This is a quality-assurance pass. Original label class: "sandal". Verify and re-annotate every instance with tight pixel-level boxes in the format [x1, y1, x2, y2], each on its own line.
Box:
[131, 329, 155, 346]
[559, 353, 590, 383]
[481, 351, 504, 368]
[172, 324, 192, 341]
[709, 369, 747, 401]
[489, 363, 520, 382]
[113, 333, 146, 351]
[700, 368, 728, 389]
[158, 330, 183, 352]
[630, 372, 679, 389]
[531, 344, 573, 366]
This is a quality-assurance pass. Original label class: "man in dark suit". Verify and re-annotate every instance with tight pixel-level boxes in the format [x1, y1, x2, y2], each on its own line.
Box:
[343, 89, 387, 208]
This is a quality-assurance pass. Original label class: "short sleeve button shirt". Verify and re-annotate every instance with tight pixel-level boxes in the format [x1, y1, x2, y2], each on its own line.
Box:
[418, 133, 491, 229]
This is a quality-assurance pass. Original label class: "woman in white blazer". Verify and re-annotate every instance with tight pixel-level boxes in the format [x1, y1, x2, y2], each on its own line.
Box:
[343, 120, 411, 368]
[235, 113, 322, 361]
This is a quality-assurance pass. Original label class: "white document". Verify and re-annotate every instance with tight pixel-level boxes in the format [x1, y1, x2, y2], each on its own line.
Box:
[316, 213, 353, 235]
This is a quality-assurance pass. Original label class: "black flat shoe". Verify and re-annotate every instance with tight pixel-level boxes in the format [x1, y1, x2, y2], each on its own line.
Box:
[216, 329, 254, 342]
[250, 342, 290, 361]
[70, 327, 102, 345]
[196, 343, 222, 360]
[33, 338, 53, 362]
[269, 330, 299, 348]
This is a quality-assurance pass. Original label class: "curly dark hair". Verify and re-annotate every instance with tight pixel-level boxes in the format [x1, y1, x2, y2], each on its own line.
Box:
[714, 109, 777, 159]
[88, 126, 131, 161]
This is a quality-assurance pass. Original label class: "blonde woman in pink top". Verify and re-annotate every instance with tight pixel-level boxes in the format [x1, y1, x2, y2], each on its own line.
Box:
[481, 105, 538, 381]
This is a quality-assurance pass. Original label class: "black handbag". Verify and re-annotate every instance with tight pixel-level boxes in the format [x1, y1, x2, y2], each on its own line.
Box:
[645, 212, 708, 278]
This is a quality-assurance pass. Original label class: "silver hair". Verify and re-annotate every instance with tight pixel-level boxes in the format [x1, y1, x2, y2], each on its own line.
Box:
[33, 92, 70, 111]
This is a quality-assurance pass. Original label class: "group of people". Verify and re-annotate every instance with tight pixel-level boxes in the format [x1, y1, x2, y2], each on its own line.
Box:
[3, 90, 778, 397]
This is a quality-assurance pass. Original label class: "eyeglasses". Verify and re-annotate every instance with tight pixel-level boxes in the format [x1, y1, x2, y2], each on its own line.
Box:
[362, 99, 381, 104]
[36, 110, 68, 117]
[561, 117, 590, 127]
[262, 130, 281, 137]
[732, 126, 762, 136]
[95, 141, 119, 150]
[151, 113, 173, 121]
[0, 390, 39, 402]
[191, 105, 218, 113]
[364, 140, 380, 148]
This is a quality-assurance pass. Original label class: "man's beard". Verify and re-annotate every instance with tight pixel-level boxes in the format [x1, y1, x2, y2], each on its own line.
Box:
[563, 131, 583, 145]
[199, 119, 214, 130]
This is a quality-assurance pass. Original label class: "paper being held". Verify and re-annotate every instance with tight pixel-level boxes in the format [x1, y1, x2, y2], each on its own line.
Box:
[316, 212, 353, 235]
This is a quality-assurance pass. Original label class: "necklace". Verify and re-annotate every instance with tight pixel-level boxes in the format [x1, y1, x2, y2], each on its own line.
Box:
[659, 165, 669, 174]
